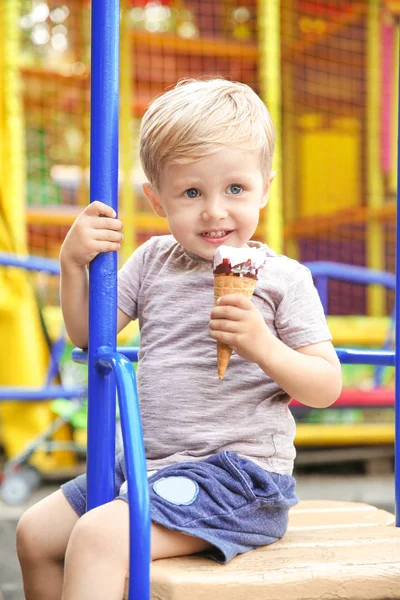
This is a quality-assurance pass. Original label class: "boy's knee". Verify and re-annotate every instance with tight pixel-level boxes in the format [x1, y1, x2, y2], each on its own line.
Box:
[16, 507, 47, 562]
[66, 511, 100, 557]
[66, 503, 129, 566]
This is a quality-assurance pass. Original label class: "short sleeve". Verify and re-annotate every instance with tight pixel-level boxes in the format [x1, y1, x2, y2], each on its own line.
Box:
[118, 239, 152, 320]
[275, 265, 332, 348]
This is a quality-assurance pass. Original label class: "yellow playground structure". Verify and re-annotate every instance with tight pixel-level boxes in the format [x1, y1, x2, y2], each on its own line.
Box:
[0, 0, 398, 466]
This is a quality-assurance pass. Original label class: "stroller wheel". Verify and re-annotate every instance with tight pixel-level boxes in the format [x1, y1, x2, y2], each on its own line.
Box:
[21, 465, 41, 489]
[0, 468, 39, 505]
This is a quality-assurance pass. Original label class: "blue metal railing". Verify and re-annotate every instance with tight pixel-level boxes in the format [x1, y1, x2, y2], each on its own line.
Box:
[74, 346, 396, 369]
[86, 1, 150, 598]
[304, 261, 396, 314]
[86, 0, 120, 512]
[0, 252, 60, 275]
[305, 262, 397, 386]
[95, 350, 150, 598]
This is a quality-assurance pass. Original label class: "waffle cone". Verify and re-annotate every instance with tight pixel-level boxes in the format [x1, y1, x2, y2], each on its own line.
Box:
[214, 273, 257, 380]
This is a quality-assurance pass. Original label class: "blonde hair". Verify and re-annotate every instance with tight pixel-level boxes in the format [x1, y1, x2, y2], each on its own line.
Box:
[139, 78, 275, 190]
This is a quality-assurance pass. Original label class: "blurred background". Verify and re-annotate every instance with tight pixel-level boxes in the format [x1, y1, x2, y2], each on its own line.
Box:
[0, 1, 397, 597]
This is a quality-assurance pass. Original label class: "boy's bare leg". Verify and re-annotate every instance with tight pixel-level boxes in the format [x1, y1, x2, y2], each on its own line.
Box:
[16, 490, 79, 600]
[151, 520, 212, 560]
[62, 499, 211, 600]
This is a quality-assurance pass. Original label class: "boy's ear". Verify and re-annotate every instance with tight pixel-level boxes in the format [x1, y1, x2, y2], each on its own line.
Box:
[260, 170, 276, 209]
[142, 183, 166, 217]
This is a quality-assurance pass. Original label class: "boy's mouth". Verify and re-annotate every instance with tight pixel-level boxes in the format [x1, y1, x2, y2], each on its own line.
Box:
[201, 230, 233, 241]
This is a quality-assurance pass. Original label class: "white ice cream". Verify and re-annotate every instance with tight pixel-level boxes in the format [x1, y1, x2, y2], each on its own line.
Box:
[213, 245, 267, 278]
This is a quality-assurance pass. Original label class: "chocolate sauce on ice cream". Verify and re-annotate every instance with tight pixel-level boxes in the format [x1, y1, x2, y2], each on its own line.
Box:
[213, 258, 257, 279]
[213, 246, 267, 280]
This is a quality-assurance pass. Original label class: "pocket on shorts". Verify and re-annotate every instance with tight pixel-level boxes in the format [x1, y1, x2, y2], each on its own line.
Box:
[223, 451, 297, 508]
[221, 451, 259, 502]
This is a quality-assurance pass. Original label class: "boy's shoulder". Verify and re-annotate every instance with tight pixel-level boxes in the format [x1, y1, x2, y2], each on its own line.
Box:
[140, 234, 177, 252]
[127, 235, 197, 276]
[135, 234, 181, 262]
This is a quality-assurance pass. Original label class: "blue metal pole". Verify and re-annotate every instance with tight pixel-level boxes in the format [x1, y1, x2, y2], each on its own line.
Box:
[395, 41, 400, 527]
[315, 276, 329, 313]
[87, 0, 120, 511]
[97, 351, 151, 600]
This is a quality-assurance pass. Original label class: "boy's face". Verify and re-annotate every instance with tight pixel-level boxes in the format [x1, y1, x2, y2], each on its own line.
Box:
[143, 148, 273, 261]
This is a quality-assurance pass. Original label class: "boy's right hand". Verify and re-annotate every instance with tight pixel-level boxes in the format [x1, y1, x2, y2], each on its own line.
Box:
[60, 201, 123, 267]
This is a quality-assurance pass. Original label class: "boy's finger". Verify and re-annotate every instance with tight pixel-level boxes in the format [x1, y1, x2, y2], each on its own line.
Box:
[86, 201, 116, 218]
[210, 305, 244, 321]
[91, 217, 123, 230]
[209, 319, 238, 333]
[93, 229, 124, 243]
[216, 294, 252, 309]
[91, 240, 122, 253]
[209, 329, 235, 346]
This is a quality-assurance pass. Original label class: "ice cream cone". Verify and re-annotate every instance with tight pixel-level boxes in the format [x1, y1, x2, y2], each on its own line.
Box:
[214, 273, 257, 379]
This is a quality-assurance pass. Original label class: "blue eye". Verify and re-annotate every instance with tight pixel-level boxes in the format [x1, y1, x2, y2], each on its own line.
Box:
[226, 184, 243, 195]
[184, 188, 200, 198]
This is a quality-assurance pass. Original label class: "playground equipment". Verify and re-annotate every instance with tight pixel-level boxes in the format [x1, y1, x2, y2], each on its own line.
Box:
[0, 253, 87, 505]
[293, 262, 396, 451]
[73, 1, 399, 599]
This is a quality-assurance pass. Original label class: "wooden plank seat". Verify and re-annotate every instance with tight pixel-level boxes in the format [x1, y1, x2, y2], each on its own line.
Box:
[124, 500, 400, 599]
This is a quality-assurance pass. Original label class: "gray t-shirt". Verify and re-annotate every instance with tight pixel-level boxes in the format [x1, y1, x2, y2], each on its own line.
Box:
[118, 235, 331, 475]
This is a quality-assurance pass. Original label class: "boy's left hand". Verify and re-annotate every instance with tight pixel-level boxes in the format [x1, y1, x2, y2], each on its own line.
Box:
[209, 294, 271, 365]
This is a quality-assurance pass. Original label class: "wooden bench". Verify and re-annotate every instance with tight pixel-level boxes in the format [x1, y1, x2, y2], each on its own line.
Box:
[124, 500, 400, 599]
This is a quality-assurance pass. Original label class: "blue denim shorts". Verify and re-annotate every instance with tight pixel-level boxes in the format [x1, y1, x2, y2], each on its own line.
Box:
[61, 450, 297, 563]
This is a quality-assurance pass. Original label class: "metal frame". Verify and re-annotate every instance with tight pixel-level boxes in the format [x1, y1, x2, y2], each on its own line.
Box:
[86, 2, 149, 598]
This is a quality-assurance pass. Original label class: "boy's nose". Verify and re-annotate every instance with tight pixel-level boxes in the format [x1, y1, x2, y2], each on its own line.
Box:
[201, 198, 228, 221]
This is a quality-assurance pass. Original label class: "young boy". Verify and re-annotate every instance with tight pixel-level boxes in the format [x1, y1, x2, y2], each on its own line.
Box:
[17, 79, 342, 600]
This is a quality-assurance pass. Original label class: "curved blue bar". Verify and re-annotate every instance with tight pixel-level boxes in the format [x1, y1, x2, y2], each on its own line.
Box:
[335, 348, 395, 367]
[117, 347, 139, 362]
[0, 252, 60, 274]
[74, 346, 394, 368]
[73, 347, 139, 364]
[305, 261, 396, 290]
[97, 351, 150, 600]
[0, 386, 86, 400]
[87, 0, 120, 511]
